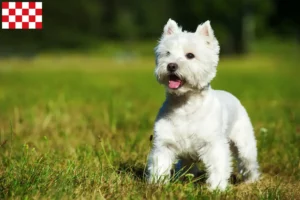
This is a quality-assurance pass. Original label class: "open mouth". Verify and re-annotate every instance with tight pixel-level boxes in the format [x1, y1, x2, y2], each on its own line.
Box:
[168, 74, 183, 89]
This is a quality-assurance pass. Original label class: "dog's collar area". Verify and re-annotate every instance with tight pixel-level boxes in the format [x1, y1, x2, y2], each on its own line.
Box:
[200, 83, 210, 92]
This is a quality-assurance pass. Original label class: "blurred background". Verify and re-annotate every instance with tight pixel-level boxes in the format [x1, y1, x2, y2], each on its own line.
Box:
[0, 0, 299, 56]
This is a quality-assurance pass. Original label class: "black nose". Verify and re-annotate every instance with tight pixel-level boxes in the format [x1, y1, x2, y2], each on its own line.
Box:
[167, 63, 178, 72]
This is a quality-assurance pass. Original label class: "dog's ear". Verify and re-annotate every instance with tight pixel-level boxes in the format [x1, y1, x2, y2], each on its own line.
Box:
[163, 19, 180, 36]
[196, 20, 215, 39]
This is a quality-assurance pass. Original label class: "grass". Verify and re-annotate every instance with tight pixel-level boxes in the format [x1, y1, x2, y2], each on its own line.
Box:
[0, 40, 299, 199]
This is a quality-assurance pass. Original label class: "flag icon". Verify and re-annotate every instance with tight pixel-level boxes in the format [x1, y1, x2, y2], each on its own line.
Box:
[2, 2, 42, 29]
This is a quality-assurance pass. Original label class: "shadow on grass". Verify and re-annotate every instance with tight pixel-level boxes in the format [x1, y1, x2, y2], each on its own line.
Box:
[117, 162, 146, 181]
[117, 161, 243, 186]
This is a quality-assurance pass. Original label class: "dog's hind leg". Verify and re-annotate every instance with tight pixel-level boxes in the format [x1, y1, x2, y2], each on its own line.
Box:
[229, 116, 260, 183]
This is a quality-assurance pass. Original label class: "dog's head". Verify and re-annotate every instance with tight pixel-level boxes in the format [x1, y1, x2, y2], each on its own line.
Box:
[155, 19, 220, 95]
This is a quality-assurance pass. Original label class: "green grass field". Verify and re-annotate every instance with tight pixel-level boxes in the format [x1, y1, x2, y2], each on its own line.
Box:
[0, 40, 299, 199]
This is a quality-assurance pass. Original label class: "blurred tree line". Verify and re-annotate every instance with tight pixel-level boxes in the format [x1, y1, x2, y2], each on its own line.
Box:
[0, 0, 299, 55]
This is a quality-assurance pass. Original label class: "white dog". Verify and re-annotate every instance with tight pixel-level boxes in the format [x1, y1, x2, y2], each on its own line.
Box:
[146, 19, 260, 191]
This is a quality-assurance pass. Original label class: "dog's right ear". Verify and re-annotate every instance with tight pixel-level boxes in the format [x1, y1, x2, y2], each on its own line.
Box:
[163, 19, 180, 36]
[196, 20, 215, 39]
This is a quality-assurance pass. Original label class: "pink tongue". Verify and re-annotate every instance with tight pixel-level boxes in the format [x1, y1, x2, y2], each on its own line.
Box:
[168, 80, 181, 89]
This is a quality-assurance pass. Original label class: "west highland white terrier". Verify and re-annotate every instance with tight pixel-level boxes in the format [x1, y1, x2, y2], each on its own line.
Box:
[146, 19, 260, 191]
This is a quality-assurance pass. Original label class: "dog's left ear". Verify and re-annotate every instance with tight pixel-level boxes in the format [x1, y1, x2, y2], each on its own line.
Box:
[163, 19, 180, 36]
[196, 20, 215, 39]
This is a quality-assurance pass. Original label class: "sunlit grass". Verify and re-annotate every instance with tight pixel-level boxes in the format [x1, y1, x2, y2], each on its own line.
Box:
[0, 41, 299, 199]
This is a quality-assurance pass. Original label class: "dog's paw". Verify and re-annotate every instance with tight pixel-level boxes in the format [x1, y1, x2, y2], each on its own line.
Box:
[207, 177, 229, 192]
[147, 175, 170, 185]
[245, 171, 260, 184]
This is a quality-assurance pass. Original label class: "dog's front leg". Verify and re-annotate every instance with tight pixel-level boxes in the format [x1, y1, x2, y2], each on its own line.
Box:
[147, 146, 176, 184]
[199, 139, 232, 191]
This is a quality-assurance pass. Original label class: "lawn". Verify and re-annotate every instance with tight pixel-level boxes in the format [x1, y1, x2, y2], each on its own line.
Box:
[0, 40, 299, 199]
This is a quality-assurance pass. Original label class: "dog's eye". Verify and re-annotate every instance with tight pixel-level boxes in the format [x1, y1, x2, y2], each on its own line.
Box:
[166, 51, 170, 56]
[186, 53, 195, 59]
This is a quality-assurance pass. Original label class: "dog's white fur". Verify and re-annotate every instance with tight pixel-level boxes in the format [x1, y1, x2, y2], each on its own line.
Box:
[147, 19, 260, 190]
